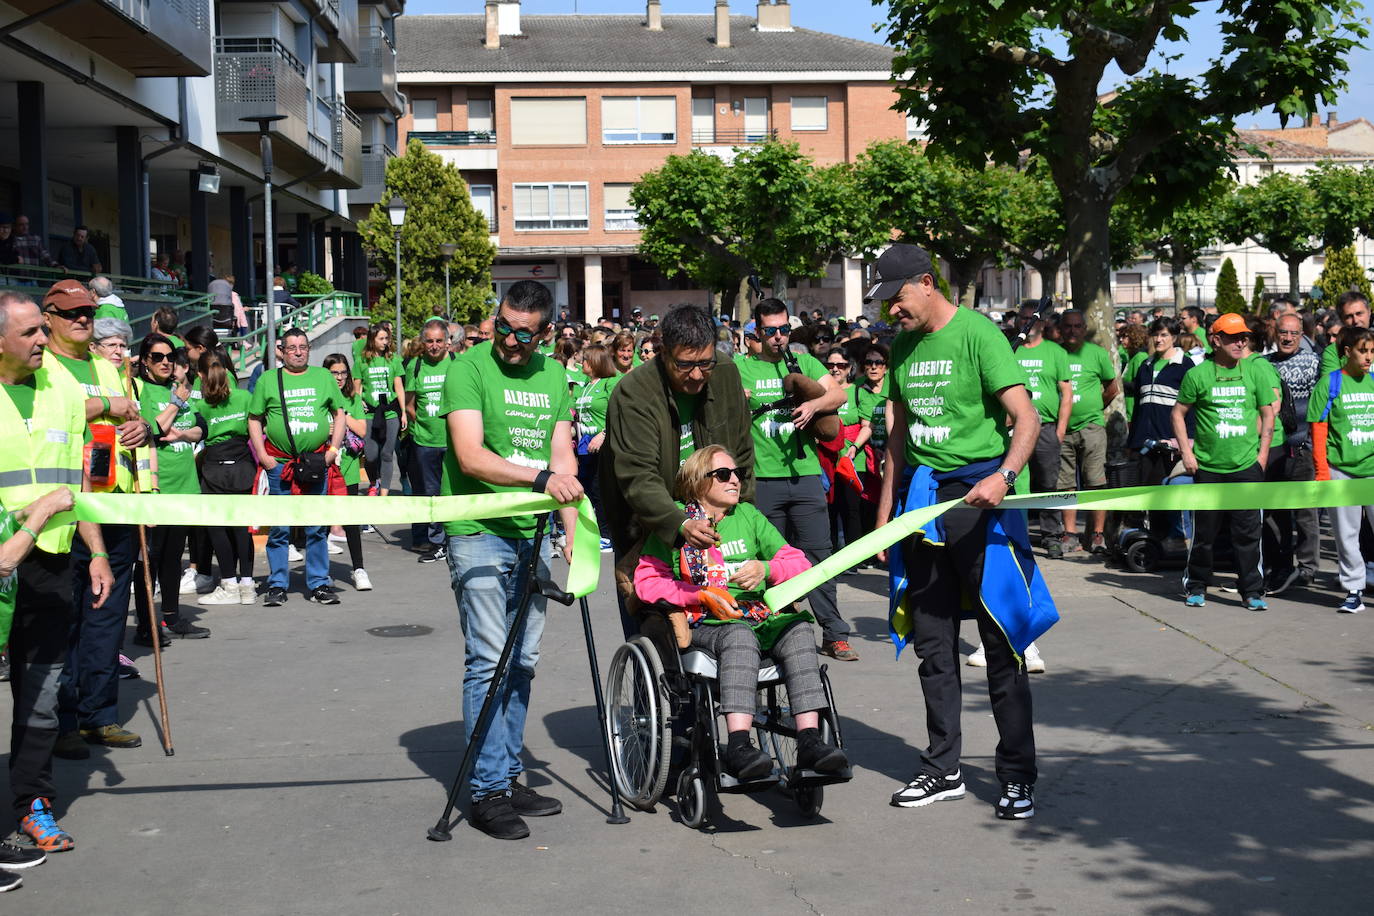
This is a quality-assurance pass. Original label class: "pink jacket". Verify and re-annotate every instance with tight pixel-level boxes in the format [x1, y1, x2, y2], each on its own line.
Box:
[633, 543, 810, 608]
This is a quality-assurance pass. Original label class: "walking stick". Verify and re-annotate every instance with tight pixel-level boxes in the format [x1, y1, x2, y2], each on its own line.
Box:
[123, 362, 174, 756]
[578, 594, 630, 825]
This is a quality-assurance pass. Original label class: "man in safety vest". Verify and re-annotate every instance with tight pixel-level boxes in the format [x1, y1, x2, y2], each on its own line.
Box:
[39, 280, 151, 758]
[0, 291, 114, 852]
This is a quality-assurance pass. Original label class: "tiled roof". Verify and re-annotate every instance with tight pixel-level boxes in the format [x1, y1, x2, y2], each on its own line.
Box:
[1234, 129, 1371, 160]
[397, 14, 895, 74]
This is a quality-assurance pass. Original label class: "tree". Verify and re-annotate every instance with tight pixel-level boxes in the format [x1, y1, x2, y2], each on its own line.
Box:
[882, 0, 1367, 348]
[1214, 257, 1245, 314]
[1251, 274, 1267, 312]
[1129, 180, 1229, 314]
[1317, 244, 1374, 303]
[358, 139, 496, 332]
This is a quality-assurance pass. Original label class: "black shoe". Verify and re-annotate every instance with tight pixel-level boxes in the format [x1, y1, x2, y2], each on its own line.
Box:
[510, 779, 563, 816]
[1266, 567, 1301, 596]
[723, 740, 773, 780]
[417, 546, 446, 564]
[306, 587, 340, 605]
[0, 840, 45, 869]
[890, 770, 965, 808]
[996, 781, 1035, 819]
[0, 653, 8, 682]
[133, 627, 172, 648]
[262, 587, 288, 607]
[795, 733, 848, 773]
[0, 870, 20, 893]
[470, 791, 530, 840]
[1044, 538, 1063, 559]
[168, 619, 210, 639]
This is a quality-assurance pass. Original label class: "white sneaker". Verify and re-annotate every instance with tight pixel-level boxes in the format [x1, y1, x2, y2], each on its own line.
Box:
[178, 568, 198, 595]
[327, 541, 343, 555]
[288, 545, 303, 563]
[239, 580, 257, 605]
[966, 644, 987, 667]
[328, 532, 347, 542]
[1024, 642, 1047, 674]
[197, 584, 240, 606]
[352, 568, 373, 591]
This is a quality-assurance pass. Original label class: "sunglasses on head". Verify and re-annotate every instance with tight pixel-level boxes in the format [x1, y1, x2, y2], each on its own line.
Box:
[47, 305, 95, 321]
[705, 466, 749, 483]
[494, 317, 539, 344]
[146, 350, 172, 364]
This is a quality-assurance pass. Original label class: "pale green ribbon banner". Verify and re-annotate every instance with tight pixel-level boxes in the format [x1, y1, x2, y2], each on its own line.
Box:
[764, 478, 1374, 611]
[60, 493, 601, 598]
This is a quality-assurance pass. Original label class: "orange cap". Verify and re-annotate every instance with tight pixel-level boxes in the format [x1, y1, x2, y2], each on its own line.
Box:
[1209, 313, 1250, 336]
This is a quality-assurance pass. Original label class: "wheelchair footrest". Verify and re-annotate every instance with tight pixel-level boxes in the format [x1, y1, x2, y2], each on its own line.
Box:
[783, 766, 853, 788]
[717, 771, 781, 794]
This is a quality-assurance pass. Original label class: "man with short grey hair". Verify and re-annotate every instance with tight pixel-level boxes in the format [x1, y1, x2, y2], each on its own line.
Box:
[1264, 311, 1321, 594]
[88, 276, 127, 322]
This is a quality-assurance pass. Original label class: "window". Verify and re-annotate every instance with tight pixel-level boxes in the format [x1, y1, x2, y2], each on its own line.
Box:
[601, 96, 676, 143]
[513, 182, 589, 231]
[790, 96, 827, 131]
[905, 114, 928, 142]
[468, 98, 493, 133]
[470, 184, 495, 231]
[1115, 272, 1143, 304]
[604, 184, 639, 231]
[691, 97, 714, 143]
[509, 97, 586, 145]
[743, 97, 768, 141]
[411, 98, 437, 132]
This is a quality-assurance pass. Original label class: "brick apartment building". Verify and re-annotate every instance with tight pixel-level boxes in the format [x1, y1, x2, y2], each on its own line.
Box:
[396, 0, 904, 319]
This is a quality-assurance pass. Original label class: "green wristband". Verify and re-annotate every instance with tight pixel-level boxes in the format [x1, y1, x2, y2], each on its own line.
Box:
[91, 552, 109, 559]
[18, 526, 37, 540]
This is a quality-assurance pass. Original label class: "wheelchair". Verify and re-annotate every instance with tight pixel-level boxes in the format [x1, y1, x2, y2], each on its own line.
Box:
[604, 608, 851, 829]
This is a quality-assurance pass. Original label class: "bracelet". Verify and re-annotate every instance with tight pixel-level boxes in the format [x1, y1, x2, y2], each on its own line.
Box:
[99, 395, 110, 413]
[532, 469, 553, 493]
[91, 552, 109, 559]
[17, 526, 37, 540]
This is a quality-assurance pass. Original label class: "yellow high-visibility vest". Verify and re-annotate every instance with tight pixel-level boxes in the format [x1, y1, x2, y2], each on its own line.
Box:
[0, 365, 86, 553]
[42, 350, 150, 493]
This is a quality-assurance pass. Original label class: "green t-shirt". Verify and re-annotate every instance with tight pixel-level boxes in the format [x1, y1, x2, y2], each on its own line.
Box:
[889, 308, 1026, 472]
[1, 377, 37, 421]
[858, 380, 887, 455]
[141, 380, 201, 495]
[1016, 339, 1070, 425]
[1177, 358, 1277, 473]
[248, 366, 342, 453]
[736, 352, 828, 478]
[1245, 353, 1285, 448]
[357, 352, 405, 419]
[1063, 341, 1117, 431]
[407, 355, 453, 448]
[1122, 350, 1149, 421]
[642, 501, 787, 604]
[199, 387, 252, 445]
[836, 385, 867, 473]
[1307, 368, 1374, 477]
[674, 392, 699, 465]
[1321, 341, 1342, 375]
[440, 348, 572, 538]
[339, 393, 365, 487]
[574, 376, 614, 438]
[0, 502, 16, 642]
[94, 301, 128, 322]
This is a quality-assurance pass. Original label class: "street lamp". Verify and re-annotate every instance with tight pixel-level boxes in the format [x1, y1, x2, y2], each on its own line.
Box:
[1191, 265, 1205, 311]
[241, 114, 286, 369]
[440, 242, 457, 318]
[388, 195, 408, 345]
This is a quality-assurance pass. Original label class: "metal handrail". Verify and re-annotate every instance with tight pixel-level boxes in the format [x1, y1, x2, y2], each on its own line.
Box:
[222, 292, 367, 365]
[215, 36, 306, 76]
[410, 130, 496, 146]
[691, 128, 778, 144]
[362, 143, 397, 158]
[0, 263, 192, 299]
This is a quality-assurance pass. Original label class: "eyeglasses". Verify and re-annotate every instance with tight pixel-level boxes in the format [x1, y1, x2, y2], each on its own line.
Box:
[494, 317, 538, 344]
[640, 346, 658, 355]
[146, 350, 172, 364]
[47, 305, 95, 321]
[94, 340, 126, 350]
[283, 345, 309, 353]
[672, 356, 717, 372]
[759, 325, 790, 338]
[864, 359, 887, 367]
[1277, 330, 1302, 338]
[705, 466, 749, 483]
[329, 369, 348, 377]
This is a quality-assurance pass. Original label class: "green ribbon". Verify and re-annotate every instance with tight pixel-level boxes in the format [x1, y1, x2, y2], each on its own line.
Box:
[60, 493, 600, 598]
[764, 478, 1374, 611]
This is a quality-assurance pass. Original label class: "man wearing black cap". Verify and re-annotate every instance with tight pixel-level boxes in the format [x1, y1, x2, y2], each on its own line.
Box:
[871, 243, 1046, 821]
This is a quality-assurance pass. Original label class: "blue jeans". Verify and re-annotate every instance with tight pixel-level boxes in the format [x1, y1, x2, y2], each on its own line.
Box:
[446, 531, 550, 798]
[408, 444, 447, 548]
[265, 464, 330, 590]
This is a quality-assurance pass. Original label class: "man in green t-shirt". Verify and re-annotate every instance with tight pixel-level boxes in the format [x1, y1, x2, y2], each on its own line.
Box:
[1319, 291, 1370, 374]
[1055, 310, 1119, 555]
[1171, 312, 1276, 610]
[248, 327, 345, 607]
[405, 318, 453, 563]
[869, 243, 1043, 822]
[441, 280, 581, 842]
[1013, 306, 1074, 558]
[737, 298, 852, 660]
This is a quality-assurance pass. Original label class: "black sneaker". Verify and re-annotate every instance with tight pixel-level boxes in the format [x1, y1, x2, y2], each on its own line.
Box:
[262, 587, 289, 607]
[168, 620, 210, 639]
[1044, 538, 1063, 559]
[306, 587, 340, 605]
[417, 546, 446, 564]
[723, 740, 773, 780]
[470, 791, 529, 840]
[795, 734, 848, 773]
[890, 770, 965, 808]
[132, 627, 172, 648]
[509, 779, 563, 816]
[0, 870, 20, 893]
[996, 781, 1035, 819]
[0, 840, 46, 869]
[1266, 567, 1302, 596]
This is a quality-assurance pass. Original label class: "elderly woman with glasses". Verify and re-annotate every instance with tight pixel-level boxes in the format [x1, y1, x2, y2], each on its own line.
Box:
[633, 445, 849, 780]
[90, 317, 133, 370]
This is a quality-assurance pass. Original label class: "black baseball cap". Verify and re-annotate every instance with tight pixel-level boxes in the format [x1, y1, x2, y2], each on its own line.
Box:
[865, 243, 935, 302]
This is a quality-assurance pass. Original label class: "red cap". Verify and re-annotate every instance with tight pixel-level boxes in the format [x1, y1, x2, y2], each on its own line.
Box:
[42, 279, 96, 311]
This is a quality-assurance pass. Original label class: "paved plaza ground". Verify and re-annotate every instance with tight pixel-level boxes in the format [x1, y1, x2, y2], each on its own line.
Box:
[2, 524, 1371, 915]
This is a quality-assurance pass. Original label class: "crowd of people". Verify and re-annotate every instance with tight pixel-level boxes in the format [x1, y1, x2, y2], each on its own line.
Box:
[0, 246, 1368, 883]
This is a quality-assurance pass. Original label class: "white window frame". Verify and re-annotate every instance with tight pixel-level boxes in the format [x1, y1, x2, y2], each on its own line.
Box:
[603, 183, 639, 232]
[601, 96, 677, 144]
[790, 96, 828, 132]
[513, 182, 590, 232]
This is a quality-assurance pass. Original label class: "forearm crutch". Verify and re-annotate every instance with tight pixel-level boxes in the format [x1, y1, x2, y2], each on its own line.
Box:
[578, 594, 629, 825]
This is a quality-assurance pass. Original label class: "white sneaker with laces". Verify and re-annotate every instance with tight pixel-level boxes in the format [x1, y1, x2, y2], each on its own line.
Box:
[178, 568, 198, 595]
[327, 541, 343, 555]
[288, 545, 304, 563]
[239, 580, 257, 605]
[966, 644, 987, 667]
[890, 770, 965, 808]
[1024, 642, 1047, 674]
[197, 585, 240, 606]
[352, 568, 373, 591]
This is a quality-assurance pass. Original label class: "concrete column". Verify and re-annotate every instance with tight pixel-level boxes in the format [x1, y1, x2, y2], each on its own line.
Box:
[583, 254, 603, 323]
[116, 127, 145, 276]
[343, 232, 364, 295]
[189, 170, 209, 291]
[329, 228, 345, 289]
[230, 185, 251, 302]
[312, 221, 326, 278]
[842, 256, 863, 319]
[295, 213, 314, 274]
[18, 82, 47, 244]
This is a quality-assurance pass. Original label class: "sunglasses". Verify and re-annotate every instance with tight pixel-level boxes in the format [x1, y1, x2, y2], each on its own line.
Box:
[146, 350, 172, 364]
[640, 346, 658, 354]
[816, 336, 834, 344]
[864, 358, 887, 367]
[759, 326, 790, 338]
[672, 356, 717, 372]
[494, 317, 538, 344]
[465, 336, 481, 344]
[826, 361, 849, 369]
[47, 305, 95, 321]
[705, 466, 750, 484]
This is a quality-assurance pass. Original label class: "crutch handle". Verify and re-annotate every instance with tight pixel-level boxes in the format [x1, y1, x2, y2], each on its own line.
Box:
[539, 581, 575, 606]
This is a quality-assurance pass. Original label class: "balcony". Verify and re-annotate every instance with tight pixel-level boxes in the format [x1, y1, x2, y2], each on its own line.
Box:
[691, 128, 778, 145]
[315, 0, 361, 64]
[215, 38, 318, 175]
[412, 131, 498, 169]
[344, 26, 404, 115]
[410, 131, 496, 146]
[317, 99, 363, 189]
[4, 0, 211, 75]
[355, 143, 396, 206]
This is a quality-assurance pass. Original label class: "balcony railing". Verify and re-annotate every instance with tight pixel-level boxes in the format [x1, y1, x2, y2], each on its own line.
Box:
[333, 99, 363, 183]
[410, 130, 496, 146]
[215, 38, 310, 152]
[691, 128, 778, 145]
[102, 0, 149, 27]
[356, 143, 396, 206]
[343, 26, 401, 113]
[164, 0, 209, 33]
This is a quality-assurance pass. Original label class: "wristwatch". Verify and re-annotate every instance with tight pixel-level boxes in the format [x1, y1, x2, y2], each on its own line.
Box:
[997, 467, 1017, 488]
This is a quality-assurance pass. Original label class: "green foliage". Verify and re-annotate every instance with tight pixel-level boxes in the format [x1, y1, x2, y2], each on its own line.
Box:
[1250, 274, 1267, 312]
[1132, 179, 1229, 272]
[296, 271, 334, 296]
[358, 139, 496, 333]
[1214, 258, 1246, 314]
[1317, 245, 1373, 303]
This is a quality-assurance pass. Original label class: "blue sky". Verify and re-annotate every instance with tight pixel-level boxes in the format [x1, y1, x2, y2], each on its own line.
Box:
[404, 0, 1374, 127]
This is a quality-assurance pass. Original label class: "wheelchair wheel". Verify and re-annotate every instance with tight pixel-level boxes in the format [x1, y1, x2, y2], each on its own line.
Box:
[1124, 538, 1161, 573]
[756, 682, 834, 776]
[605, 636, 670, 811]
[794, 784, 824, 818]
[676, 765, 708, 829]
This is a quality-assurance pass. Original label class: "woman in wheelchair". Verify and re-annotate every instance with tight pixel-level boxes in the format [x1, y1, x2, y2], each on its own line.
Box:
[633, 445, 849, 781]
